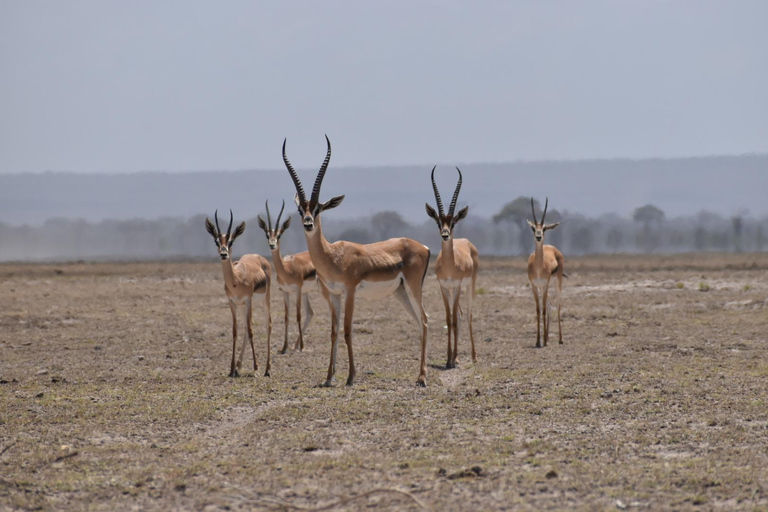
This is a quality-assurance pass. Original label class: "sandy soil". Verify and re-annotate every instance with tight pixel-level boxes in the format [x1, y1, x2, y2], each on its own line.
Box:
[1, 253, 767, 511]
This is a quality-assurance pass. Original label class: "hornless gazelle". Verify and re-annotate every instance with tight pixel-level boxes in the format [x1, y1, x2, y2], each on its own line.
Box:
[257, 200, 317, 354]
[282, 136, 432, 387]
[205, 210, 273, 377]
[526, 198, 565, 347]
[425, 166, 479, 369]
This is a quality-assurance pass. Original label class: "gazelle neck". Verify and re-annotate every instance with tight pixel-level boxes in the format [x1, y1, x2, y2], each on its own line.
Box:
[441, 237, 456, 267]
[303, 215, 333, 260]
[533, 239, 545, 268]
[270, 245, 286, 273]
[221, 257, 238, 290]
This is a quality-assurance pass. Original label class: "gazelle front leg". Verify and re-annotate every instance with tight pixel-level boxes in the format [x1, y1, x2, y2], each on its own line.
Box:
[245, 297, 258, 374]
[531, 284, 542, 348]
[467, 280, 477, 363]
[343, 289, 356, 386]
[293, 289, 304, 351]
[280, 291, 290, 354]
[440, 286, 454, 368]
[542, 285, 550, 347]
[228, 300, 239, 377]
[302, 293, 314, 334]
[263, 291, 272, 377]
[320, 281, 341, 387]
[451, 286, 462, 367]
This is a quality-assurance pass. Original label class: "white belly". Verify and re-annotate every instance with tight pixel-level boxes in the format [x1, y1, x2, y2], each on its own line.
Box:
[532, 278, 548, 291]
[229, 296, 248, 306]
[438, 277, 463, 290]
[278, 283, 299, 295]
[356, 275, 402, 299]
[323, 280, 346, 295]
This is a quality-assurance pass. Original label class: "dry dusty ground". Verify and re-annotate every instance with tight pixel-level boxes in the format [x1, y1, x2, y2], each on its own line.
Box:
[1, 253, 767, 511]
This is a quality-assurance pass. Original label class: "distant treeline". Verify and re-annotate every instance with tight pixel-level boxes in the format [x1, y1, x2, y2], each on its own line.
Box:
[1, 198, 765, 261]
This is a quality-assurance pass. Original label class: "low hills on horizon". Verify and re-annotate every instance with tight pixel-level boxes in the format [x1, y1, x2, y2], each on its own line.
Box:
[1, 153, 766, 227]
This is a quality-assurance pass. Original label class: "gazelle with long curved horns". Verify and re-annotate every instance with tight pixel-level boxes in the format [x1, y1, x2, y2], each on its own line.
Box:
[425, 166, 479, 369]
[258, 200, 317, 354]
[283, 136, 432, 387]
[205, 210, 273, 377]
[526, 197, 565, 347]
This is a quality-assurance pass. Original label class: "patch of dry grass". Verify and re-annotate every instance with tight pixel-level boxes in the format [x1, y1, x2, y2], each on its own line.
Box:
[1, 254, 767, 510]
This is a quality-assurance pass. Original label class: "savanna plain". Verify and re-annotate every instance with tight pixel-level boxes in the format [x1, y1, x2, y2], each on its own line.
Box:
[1, 253, 767, 511]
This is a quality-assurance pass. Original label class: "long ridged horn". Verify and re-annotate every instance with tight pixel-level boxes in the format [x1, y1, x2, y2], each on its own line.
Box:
[430, 165, 444, 217]
[214, 209, 221, 235]
[226, 209, 234, 239]
[283, 138, 306, 202]
[275, 199, 285, 228]
[265, 200, 273, 231]
[448, 167, 463, 216]
[542, 197, 549, 224]
[530, 197, 538, 224]
[310, 135, 332, 204]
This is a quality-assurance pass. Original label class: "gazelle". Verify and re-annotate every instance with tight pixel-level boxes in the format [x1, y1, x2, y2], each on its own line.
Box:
[526, 197, 565, 347]
[205, 210, 273, 377]
[282, 136, 432, 387]
[258, 200, 317, 354]
[425, 166, 479, 369]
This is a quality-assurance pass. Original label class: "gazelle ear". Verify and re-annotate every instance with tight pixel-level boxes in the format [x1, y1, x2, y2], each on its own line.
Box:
[294, 193, 302, 208]
[205, 218, 218, 239]
[543, 222, 560, 231]
[454, 205, 469, 223]
[425, 203, 439, 222]
[257, 216, 268, 233]
[319, 195, 345, 213]
[279, 216, 292, 236]
[527, 219, 536, 229]
[229, 221, 246, 246]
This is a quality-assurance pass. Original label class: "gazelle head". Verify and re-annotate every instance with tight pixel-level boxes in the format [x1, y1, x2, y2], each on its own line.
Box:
[527, 197, 560, 244]
[425, 166, 469, 241]
[257, 200, 291, 251]
[282, 136, 345, 235]
[205, 209, 246, 261]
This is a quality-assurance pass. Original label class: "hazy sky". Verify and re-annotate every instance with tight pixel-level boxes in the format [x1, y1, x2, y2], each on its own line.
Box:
[1, 1, 766, 174]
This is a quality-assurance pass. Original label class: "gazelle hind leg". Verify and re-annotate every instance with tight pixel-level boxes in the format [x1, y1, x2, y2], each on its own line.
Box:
[403, 275, 429, 387]
[280, 292, 290, 354]
[343, 290, 356, 386]
[440, 286, 453, 368]
[264, 291, 273, 377]
[557, 276, 563, 344]
[467, 280, 476, 363]
[229, 300, 239, 377]
[393, 282, 419, 323]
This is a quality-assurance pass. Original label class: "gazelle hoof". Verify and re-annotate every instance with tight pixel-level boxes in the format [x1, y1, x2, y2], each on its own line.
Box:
[264, 370, 271, 377]
[559, 340, 564, 345]
[229, 370, 239, 378]
[321, 379, 334, 388]
[416, 378, 427, 388]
